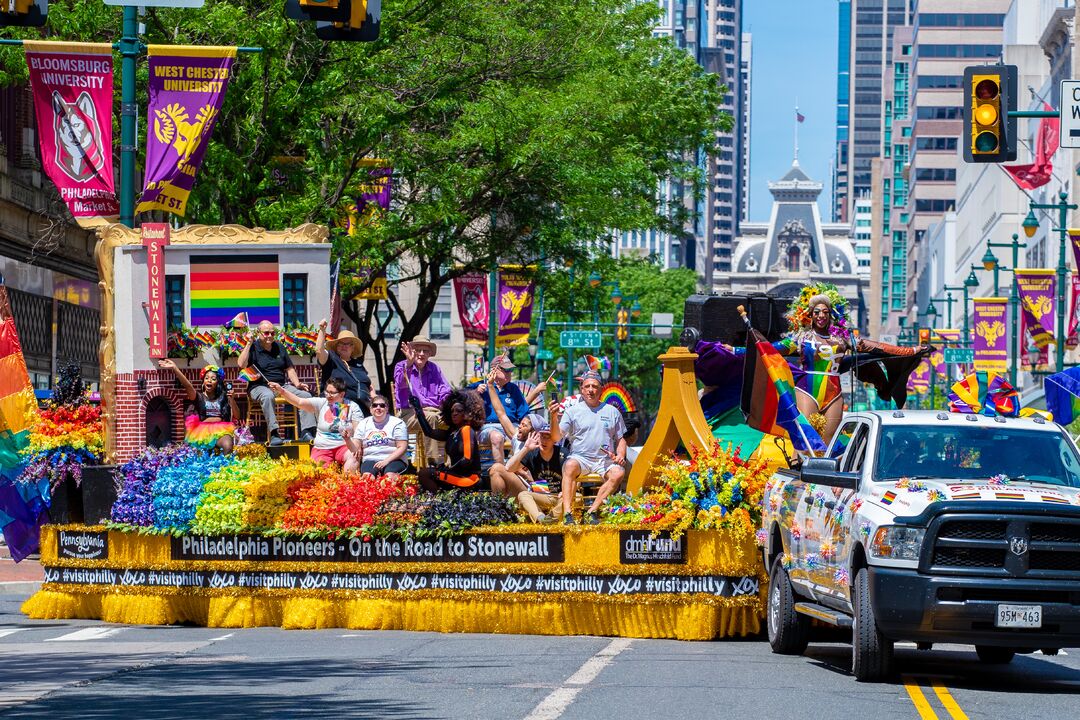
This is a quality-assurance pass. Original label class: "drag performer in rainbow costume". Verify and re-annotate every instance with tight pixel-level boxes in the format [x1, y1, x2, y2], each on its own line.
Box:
[159, 360, 240, 453]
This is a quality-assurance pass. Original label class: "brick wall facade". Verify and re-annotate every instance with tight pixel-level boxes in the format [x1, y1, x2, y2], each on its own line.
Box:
[113, 363, 319, 463]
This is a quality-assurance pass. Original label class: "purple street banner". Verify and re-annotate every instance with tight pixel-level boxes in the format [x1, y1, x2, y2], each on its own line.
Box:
[972, 297, 1008, 373]
[453, 273, 488, 345]
[907, 358, 931, 394]
[496, 269, 535, 347]
[137, 45, 236, 217]
[930, 328, 960, 380]
[356, 163, 392, 215]
[1069, 273, 1080, 350]
[1015, 269, 1056, 348]
[1069, 229, 1080, 272]
[24, 41, 119, 227]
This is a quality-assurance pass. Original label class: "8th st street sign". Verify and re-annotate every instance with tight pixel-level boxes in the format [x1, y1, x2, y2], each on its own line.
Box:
[1060, 80, 1080, 149]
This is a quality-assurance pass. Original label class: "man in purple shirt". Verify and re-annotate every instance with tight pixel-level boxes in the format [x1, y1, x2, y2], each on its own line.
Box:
[394, 335, 452, 464]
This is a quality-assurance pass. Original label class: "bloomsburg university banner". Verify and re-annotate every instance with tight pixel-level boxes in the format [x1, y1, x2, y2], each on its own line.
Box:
[24, 41, 119, 227]
[137, 46, 236, 217]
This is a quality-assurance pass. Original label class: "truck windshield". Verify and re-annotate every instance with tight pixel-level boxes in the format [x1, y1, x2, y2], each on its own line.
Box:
[875, 425, 1080, 488]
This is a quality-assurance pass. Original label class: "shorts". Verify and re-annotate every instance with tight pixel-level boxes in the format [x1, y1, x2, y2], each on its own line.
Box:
[478, 422, 506, 445]
[567, 454, 615, 478]
[311, 445, 351, 466]
[360, 458, 408, 476]
[432, 466, 489, 492]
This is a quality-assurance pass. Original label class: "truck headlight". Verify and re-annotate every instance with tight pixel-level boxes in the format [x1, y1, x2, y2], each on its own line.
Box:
[870, 526, 925, 561]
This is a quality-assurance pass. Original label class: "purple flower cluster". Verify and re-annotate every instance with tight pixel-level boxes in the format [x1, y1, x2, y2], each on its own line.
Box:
[111, 445, 199, 526]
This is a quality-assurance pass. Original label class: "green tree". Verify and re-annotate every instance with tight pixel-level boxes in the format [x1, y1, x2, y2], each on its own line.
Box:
[527, 255, 696, 419]
[2, 0, 730, 393]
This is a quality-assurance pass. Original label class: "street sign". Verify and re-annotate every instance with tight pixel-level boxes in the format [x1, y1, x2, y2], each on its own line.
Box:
[560, 330, 602, 349]
[1060, 80, 1080, 148]
[651, 312, 674, 338]
[536, 349, 554, 361]
[944, 348, 975, 364]
[104, 0, 204, 6]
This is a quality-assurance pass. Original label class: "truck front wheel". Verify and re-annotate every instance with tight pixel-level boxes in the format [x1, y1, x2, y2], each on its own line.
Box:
[852, 569, 894, 682]
[767, 556, 809, 655]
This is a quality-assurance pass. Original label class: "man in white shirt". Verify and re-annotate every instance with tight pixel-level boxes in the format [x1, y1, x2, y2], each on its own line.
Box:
[549, 371, 626, 525]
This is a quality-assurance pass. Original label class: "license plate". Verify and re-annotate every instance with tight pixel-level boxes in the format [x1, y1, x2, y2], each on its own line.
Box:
[996, 604, 1042, 628]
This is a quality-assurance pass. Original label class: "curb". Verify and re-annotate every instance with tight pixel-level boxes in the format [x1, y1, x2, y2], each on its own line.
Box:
[0, 581, 42, 596]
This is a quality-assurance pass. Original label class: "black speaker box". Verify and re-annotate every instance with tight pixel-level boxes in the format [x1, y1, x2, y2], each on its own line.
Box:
[81, 465, 118, 525]
[684, 293, 793, 345]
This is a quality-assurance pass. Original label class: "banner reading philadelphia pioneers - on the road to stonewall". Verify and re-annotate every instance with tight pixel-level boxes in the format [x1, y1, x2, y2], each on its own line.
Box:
[973, 297, 1009, 373]
[453, 273, 489, 345]
[24, 41, 119, 227]
[1015, 269, 1056, 348]
[137, 45, 236, 217]
[496, 270, 535, 347]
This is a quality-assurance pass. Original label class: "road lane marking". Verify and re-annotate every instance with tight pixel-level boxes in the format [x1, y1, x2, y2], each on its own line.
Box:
[902, 677, 938, 720]
[523, 638, 633, 720]
[931, 680, 969, 720]
[207, 633, 234, 642]
[44, 627, 124, 642]
[0, 629, 23, 639]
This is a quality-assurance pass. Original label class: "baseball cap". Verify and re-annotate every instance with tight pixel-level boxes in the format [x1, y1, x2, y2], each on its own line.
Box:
[494, 357, 515, 370]
[525, 413, 550, 433]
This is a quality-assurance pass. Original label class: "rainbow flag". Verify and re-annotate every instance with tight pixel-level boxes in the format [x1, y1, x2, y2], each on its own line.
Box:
[741, 327, 825, 453]
[190, 254, 279, 327]
[238, 366, 261, 382]
[193, 330, 217, 347]
[599, 382, 635, 414]
[0, 280, 47, 562]
[948, 371, 1019, 417]
[583, 355, 611, 373]
[225, 312, 249, 329]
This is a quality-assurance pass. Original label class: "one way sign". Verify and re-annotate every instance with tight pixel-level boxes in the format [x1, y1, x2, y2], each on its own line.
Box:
[1061, 80, 1080, 148]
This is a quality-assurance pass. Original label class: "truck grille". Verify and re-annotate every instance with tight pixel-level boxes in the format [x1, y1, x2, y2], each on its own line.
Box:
[924, 513, 1080, 579]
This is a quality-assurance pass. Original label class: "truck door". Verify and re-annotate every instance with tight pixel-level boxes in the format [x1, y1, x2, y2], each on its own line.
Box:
[805, 420, 866, 601]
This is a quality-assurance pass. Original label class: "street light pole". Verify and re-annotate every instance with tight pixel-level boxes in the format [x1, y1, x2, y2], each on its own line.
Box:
[985, 233, 1027, 388]
[944, 282, 974, 347]
[1027, 192, 1077, 372]
[926, 300, 938, 410]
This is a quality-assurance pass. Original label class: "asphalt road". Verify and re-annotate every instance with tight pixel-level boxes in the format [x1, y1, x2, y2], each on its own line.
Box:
[2, 592, 1078, 719]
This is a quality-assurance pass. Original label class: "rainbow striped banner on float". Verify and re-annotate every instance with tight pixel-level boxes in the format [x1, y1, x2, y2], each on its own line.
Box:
[0, 277, 48, 562]
[189, 254, 280, 326]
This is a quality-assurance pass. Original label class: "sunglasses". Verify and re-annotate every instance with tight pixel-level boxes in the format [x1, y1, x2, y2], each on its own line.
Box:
[812, 309, 830, 316]
[371, 403, 387, 408]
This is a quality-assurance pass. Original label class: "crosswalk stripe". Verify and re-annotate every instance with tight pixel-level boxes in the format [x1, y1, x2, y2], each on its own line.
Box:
[44, 627, 124, 642]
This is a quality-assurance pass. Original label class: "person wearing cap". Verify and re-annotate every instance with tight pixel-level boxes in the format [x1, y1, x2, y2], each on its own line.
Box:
[316, 318, 373, 413]
[510, 428, 565, 523]
[470, 358, 530, 466]
[159, 358, 239, 453]
[394, 336, 452, 463]
[549, 370, 627, 525]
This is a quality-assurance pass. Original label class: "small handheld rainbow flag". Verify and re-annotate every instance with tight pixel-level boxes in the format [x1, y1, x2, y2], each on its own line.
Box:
[225, 312, 249, 329]
[294, 330, 319, 345]
[473, 356, 484, 378]
[238, 366, 261, 382]
[583, 355, 611, 373]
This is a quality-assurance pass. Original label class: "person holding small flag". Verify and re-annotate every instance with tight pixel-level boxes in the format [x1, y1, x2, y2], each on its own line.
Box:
[239, 320, 317, 446]
[315, 318, 372, 413]
[159, 359, 239, 453]
[269, 377, 362, 471]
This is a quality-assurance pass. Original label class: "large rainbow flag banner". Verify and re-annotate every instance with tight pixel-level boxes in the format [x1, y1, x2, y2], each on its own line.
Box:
[0, 278, 47, 561]
[190, 254, 280, 326]
[741, 327, 825, 453]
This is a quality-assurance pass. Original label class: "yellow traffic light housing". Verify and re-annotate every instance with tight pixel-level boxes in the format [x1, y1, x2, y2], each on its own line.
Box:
[1, 0, 47, 27]
[616, 308, 629, 341]
[963, 65, 1017, 163]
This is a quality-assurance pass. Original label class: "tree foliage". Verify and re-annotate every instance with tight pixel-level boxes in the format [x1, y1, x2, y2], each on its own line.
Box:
[2, 0, 731, 393]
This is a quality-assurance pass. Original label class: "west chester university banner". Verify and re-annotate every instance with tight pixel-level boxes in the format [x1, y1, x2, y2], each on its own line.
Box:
[137, 45, 236, 217]
[23, 42, 119, 227]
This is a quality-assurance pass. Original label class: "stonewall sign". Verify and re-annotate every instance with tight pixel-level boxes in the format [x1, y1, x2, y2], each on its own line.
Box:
[24, 41, 119, 227]
[137, 45, 236, 217]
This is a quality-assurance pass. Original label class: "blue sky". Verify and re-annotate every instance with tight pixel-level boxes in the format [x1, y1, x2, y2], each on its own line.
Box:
[744, 1, 839, 221]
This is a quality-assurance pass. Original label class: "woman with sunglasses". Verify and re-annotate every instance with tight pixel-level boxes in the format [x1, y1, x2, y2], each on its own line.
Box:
[408, 389, 486, 493]
[347, 393, 409, 477]
[160, 359, 239, 453]
[315, 318, 372, 413]
[270, 377, 363, 471]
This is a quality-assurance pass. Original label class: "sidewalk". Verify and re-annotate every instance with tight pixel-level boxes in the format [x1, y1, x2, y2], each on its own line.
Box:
[0, 539, 43, 595]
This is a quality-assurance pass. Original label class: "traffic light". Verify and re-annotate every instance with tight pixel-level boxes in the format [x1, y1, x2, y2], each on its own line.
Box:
[616, 308, 629, 341]
[918, 328, 930, 345]
[284, 0, 349, 22]
[962, 64, 1017, 163]
[0, 0, 47, 27]
[314, 0, 380, 42]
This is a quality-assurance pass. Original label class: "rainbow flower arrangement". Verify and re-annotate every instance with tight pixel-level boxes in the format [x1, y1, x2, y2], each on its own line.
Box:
[111, 445, 200, 527]
[18, 365, 104, 492]
[601, 441, 770, 537]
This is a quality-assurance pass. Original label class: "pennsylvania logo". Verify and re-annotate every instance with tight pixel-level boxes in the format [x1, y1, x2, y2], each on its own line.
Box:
[881, 491, 897, 506]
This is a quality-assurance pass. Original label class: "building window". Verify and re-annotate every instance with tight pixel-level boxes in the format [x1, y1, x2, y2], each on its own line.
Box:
[429, 311, 451, 339]
[282, 274, 307, 326]
[165, 275, 185, 329]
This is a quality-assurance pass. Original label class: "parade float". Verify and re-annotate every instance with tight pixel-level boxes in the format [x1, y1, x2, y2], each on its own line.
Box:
[7, 223, 769, 640]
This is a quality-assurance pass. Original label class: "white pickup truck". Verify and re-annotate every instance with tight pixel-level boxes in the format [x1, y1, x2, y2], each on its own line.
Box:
[761, 409, 1080, 681]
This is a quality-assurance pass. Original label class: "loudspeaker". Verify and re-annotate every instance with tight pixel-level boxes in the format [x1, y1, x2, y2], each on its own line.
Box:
[684, 293, 792, 346]
[81, 465, 118, 525]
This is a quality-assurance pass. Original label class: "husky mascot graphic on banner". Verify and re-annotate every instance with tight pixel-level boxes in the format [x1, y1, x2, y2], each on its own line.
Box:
[24, 41, 119, 226]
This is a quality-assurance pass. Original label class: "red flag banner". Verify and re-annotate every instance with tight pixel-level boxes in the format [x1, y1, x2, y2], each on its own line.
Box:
[453, 273, 488, 345]
[1003, 102, 1059, 191]
[972, 297, 1009, 373]
[24, 41, 119, 227]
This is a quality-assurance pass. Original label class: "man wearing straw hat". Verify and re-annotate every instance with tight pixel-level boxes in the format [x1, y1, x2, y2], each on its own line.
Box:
[394, 335, 451, 463]
[316, 319, 373, 413]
